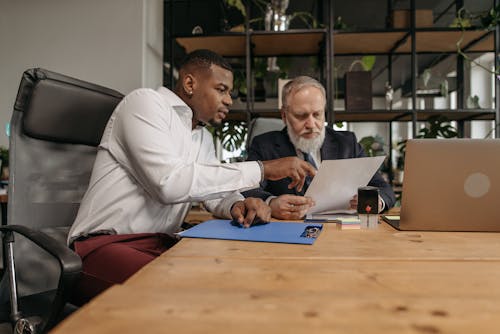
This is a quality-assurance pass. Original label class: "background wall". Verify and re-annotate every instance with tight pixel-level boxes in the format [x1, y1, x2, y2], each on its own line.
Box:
[0, 0, 163, 147]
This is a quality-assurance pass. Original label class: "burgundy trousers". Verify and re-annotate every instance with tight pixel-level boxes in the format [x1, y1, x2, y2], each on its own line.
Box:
[71, 233, 178, 306]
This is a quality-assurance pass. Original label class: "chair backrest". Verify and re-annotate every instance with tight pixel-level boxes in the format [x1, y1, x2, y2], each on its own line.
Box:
[246, 117, 284, 149]
[2, 68, 123, 300]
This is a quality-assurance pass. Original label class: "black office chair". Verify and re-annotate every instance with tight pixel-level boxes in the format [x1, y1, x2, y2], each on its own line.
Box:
[0, 68, 123, 333]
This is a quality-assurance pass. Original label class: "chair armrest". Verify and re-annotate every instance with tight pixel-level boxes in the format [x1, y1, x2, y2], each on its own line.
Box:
[0, 225, 81, 274]
[0, 225, 82, 331]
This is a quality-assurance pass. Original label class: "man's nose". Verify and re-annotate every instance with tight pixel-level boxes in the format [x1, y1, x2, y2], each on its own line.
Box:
[223, 92, 233, 107]
[304, 114, 315, 128]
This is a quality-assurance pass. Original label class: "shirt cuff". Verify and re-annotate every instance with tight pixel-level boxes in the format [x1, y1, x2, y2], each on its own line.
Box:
[221, 192, 245, 219]
[265, 195, 277, 205]
[256, 160, 265, 182]
[379, 196, 386, 212]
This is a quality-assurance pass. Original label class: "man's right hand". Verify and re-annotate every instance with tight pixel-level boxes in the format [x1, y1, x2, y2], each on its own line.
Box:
[262, 157, 316, 192]
[269, 194, 315, 220]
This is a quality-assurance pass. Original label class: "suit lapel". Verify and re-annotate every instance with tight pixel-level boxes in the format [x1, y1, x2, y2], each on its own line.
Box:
[280, 128, 301, 195]
[279, 128, 298, 157]
[320, 128, 339, 160]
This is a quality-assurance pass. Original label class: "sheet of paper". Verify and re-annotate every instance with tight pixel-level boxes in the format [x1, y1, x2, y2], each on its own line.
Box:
[306, 213, 360, 224]
[305, 156, 386, 214]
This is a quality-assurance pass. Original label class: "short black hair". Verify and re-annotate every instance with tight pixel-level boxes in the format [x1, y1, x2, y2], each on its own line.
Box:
[179, 49, 232, 72]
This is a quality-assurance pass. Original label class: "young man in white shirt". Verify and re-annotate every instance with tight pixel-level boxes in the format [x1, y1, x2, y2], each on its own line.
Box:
[68, 50, 316, 305]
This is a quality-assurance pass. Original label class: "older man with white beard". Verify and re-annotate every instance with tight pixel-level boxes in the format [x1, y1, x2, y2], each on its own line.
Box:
[243, 76, 395, 220]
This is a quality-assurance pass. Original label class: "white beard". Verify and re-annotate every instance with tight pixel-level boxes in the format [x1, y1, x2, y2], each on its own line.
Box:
[286, 120, 326, 154]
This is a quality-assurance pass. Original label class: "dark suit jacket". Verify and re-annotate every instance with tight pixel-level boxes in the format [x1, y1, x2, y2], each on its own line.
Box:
[243, 127, 396, 210]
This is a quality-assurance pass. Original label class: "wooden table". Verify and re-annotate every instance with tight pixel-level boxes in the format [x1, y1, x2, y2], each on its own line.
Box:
[51, 221, 500, 334]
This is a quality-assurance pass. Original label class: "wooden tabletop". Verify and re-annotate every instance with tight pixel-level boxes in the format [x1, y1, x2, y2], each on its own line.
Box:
[51, 220, 500, 334]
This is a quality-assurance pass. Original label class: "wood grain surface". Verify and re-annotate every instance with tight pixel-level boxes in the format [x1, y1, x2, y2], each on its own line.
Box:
[51, 220, 500, 334]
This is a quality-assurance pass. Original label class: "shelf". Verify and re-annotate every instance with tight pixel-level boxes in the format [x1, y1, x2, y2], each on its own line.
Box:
[468, 32, 494, 52]
[251, 30, 326, 56]
[176, 29, 493, 57]
[335, 109, 496, 122]
[176, 34, 246, 57]
[226, 110, 281, 122]
[171, 21, 497, 137]
[395, 30, 493, 53]
[226, 110, 249, 121]
[176, 30, 326, 57]
[413, 110, 496, 121]
[334, 31, 408, 54]
[335, 110, 412, 122]
[226, 109, 496, 122]
[334, 29, 493, 55]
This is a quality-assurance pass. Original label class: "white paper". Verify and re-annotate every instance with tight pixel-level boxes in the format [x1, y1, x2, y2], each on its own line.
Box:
[305, 213, 360, 223]
[305, 156, 386, 214]
[306, 213, 356, 220]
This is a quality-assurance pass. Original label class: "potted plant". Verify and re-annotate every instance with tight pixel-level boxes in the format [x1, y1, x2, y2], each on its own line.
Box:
[223, 0, 319, 31]
[450, 6, 500, 80]
[207, 120, 247, 160]
[420, 68, 451, 98]
[359, 134, 386, 157]
[359, 135, 390, 181]
[396, 115, 458, 182]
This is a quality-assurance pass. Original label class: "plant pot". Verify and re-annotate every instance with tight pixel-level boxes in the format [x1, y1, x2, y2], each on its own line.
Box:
[345, 71, 372, 111]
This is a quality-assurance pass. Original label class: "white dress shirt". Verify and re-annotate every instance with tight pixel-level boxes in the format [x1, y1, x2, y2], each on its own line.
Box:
[68, 87, 261, 243]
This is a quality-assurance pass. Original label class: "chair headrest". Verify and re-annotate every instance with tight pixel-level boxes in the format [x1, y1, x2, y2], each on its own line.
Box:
[14, 68, 124, 147]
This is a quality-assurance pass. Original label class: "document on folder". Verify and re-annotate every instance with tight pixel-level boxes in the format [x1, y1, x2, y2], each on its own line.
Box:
[305, 156, 385, 214]
[177, 220, 323, 245]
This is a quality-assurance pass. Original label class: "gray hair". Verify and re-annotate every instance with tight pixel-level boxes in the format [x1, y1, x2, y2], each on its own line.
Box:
[281, 76, 326, 110]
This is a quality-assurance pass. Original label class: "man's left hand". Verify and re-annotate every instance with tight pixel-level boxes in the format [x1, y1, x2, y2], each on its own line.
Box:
[231, 198, 271, 228]
[269, 194, 314, 220]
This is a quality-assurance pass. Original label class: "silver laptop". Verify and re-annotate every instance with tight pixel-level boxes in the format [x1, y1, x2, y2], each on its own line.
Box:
[388, 139, 500, 232]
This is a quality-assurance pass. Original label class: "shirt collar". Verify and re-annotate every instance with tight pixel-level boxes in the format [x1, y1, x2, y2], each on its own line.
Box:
[157, 86, 194, 129]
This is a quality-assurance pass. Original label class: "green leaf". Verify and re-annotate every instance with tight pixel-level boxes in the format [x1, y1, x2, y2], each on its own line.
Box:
[225, 0, 246, 17]
[439, 80, 449, 97]
[467, 95, 481, 108]
[208, 121, 248, 153]
[334, 121, 344, 128]
[334, 16, 348, 30]
[359, 135, 385, 157]
[422, 69, 431, 87]
[360, 56, 376, 71]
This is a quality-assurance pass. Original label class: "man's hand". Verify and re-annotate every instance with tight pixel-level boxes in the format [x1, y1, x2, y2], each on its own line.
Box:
[231, 198, 271, 228]
[262, 157, 316, 192]
[269, 195, 315, 220]
[349, 195, 384, 212]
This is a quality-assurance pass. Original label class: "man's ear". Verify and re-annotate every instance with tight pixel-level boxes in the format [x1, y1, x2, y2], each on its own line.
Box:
[280, 108, 287, 124]
[182, 73, 196, 96]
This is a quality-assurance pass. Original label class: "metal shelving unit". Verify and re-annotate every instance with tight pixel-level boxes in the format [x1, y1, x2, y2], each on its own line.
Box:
[164, 0, 500, 150]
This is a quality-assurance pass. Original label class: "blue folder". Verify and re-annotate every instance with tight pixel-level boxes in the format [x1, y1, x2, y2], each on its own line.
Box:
[178, 219, 323, 245]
